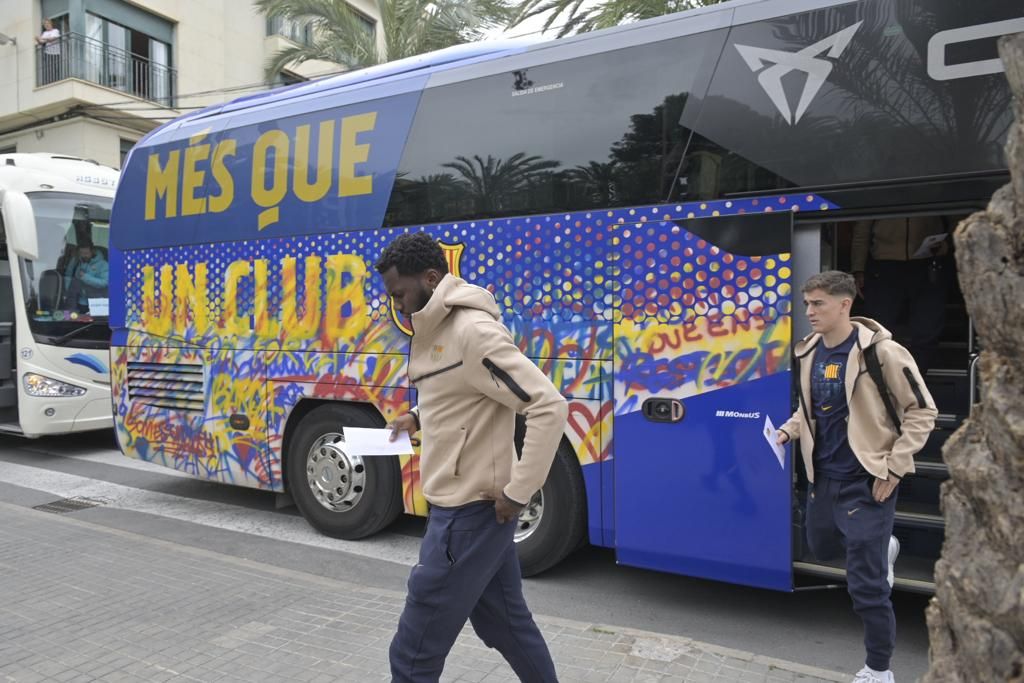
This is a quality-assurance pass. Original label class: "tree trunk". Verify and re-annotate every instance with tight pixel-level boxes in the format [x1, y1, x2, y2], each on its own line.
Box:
[923, 33, 1024, 683]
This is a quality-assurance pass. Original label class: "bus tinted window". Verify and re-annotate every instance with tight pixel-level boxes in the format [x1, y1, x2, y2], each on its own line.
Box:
[684, 0, 1016, 195]
[385, 32, 726, 226]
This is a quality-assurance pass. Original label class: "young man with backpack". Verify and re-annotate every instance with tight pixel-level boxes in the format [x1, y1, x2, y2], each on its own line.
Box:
[776, 271, 938, 683]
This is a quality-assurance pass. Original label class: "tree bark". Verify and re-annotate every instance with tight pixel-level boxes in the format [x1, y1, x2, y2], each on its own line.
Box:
[924, 33, 1024, 683]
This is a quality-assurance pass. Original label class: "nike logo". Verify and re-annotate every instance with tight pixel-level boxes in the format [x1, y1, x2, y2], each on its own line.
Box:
[822, 405, 833, 412]
[848, 508, 860, 516]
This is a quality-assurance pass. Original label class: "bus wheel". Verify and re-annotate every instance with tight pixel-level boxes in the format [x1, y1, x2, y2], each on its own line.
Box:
[286, 403, 402, 540]
[515, 442, 586, 577]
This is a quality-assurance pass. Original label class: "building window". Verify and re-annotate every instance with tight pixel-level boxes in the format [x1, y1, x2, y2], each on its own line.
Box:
[274, 70, 307, 87]
[267, 17, 314, 46]
[35, 7, 175, 107]
[355, 13, 375, 40]
[83, 13, 173, 105]
[119, 138, 136, 168]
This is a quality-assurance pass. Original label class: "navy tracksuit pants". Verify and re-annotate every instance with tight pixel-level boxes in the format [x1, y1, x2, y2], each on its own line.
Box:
[806, 476, 898, 672]
[389, 501, 558, 682]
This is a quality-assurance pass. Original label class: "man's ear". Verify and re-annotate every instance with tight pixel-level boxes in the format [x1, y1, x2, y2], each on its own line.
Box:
[425, 269, 443, 289]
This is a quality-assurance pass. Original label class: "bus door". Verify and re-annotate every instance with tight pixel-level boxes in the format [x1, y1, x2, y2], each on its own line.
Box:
[0, 254, 14, 422]
[613, 211, 795, 591]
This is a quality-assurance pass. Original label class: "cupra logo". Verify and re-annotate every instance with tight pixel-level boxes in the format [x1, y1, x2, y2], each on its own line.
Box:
[734, 21, 862, 125]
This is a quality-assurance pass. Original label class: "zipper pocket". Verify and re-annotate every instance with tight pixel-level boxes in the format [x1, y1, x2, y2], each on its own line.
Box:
[903, 367, 927, 409]
[452, 426, 468, 477]
[410, 361, 463, 384]
[482, 358, 532, 402]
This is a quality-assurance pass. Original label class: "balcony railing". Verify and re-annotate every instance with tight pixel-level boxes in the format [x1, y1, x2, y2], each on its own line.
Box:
[36, 32, 176, 108]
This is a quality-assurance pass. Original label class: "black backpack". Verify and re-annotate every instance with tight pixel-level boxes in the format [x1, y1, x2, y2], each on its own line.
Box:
[863, 344, 902, 437]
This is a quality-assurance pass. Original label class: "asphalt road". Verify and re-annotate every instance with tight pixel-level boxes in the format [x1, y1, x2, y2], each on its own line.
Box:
[0, 430, 933, 680]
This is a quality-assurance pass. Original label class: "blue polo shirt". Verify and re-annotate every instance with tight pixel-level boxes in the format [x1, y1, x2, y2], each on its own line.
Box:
[811, 329, 868, 481]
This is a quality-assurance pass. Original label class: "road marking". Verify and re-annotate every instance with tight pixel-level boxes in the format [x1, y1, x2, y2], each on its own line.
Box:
[0, 460, 421, 567]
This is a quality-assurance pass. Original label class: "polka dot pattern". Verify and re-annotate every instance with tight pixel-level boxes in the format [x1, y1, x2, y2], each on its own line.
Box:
[123, 193, 832, 343]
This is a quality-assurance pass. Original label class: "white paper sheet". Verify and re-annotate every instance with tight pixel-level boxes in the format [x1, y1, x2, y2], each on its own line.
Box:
[88, 298, 109, 316]
[763, 415, 786, 470]
[911, 233, 948, 259]
[343, 427, 415, 456]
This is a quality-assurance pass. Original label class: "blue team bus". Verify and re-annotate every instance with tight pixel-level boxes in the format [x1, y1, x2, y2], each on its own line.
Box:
[108, 0, 1023, 593]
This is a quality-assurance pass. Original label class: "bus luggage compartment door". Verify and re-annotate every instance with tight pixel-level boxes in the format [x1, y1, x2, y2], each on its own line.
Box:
[612, 211, 795, 591]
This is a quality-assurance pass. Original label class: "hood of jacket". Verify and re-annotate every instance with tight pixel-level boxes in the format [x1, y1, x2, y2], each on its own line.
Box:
[793, 317, 893, 358]
[410, 273, 500, 339]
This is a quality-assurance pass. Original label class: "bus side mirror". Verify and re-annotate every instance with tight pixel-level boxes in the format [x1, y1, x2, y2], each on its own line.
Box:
[0, 190, 39, 261]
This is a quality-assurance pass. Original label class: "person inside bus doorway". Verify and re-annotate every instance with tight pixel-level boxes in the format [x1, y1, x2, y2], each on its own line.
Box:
[379, 232, 566, 683]
[63, 243, 109, 313]
[777, 271, 937, 683]
[850, 216, 955, 377]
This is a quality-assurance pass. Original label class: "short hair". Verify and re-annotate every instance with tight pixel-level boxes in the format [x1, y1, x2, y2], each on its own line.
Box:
[375, 233, 448, 277]
[802, 271, 857, 299]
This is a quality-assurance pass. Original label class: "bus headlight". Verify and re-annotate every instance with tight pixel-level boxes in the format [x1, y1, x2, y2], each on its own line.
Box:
[23, 373, 86, 397]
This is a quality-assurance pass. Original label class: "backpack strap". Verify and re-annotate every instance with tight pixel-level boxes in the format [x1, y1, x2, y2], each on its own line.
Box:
[864, 344, 902, 437]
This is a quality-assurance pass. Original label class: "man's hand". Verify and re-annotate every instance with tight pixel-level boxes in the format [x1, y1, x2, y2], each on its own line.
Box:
[776, 431, 790, 446]
[872, 476, 899, 503]
[480, 490, 525, 524]
[854, 272, 865, 298]
[386, 413, 418, 442]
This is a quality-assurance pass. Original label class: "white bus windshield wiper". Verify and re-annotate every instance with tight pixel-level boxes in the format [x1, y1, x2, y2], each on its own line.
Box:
[49, 320, 107, 346]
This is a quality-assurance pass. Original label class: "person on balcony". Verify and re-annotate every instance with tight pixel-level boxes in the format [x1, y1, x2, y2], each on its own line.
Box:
[35, 19, 62, 83]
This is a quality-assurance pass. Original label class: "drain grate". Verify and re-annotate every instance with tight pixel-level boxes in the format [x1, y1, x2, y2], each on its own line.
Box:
[33, 497, 105, 514]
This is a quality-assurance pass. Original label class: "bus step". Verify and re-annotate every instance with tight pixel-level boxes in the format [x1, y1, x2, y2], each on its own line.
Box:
[0, 421, 23, 435]
[928, 368, 967, 379]
[916, 419, 962, 465]
[935, 413, 965, 430]
[914, 460, 949, 480]
[895, 502, 944, 530]
[793, 553, 936, 595]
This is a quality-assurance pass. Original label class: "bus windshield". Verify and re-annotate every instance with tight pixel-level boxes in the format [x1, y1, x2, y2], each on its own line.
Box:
[21, 192, 112, 347]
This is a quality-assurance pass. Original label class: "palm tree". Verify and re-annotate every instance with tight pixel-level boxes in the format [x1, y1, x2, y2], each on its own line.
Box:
[510, 0, 726, 39]
[443, 153, 561, 214]
[256, 0, 514, 80]
[567, 161, 618, 205]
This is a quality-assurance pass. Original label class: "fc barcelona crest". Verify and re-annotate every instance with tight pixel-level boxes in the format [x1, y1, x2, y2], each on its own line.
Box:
[390, 241, 465, 336]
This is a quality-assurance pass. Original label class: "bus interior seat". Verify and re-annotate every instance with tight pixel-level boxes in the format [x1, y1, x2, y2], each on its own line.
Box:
[38, 269, 63, 310]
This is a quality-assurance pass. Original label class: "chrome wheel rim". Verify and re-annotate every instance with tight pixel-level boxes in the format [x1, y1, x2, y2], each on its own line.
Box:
[306, 432, 366, 512]
[514, 489, 544, 543]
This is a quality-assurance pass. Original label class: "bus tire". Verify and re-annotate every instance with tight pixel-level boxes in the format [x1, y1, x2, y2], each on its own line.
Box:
[286, 403, 403, 540]
[515, 441, 587, 577]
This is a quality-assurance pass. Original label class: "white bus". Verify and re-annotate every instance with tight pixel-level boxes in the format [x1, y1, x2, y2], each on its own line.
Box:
[0, 153, 118, 437]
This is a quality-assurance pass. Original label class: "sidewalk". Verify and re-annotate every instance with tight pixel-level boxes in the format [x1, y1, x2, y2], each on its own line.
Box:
[0, 501, 846, 683]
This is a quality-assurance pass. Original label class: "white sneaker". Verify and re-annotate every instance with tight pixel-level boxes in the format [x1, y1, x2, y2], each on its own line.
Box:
[853, 665, 895, 683]
[887, 535, 900, 589]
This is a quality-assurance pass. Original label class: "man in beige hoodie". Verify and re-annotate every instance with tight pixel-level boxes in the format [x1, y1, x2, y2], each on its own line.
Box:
[378, 232, 567, 683]
[777, 271, 937, 683]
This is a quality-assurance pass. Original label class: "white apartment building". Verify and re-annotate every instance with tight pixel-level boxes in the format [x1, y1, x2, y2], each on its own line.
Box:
[0, 0, 382, 168]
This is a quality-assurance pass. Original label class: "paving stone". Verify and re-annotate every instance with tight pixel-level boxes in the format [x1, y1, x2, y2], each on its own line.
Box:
[0, 503, 847, 683]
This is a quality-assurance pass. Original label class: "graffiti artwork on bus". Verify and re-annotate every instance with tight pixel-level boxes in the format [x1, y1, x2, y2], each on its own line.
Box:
[116, 193, 828, 500]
